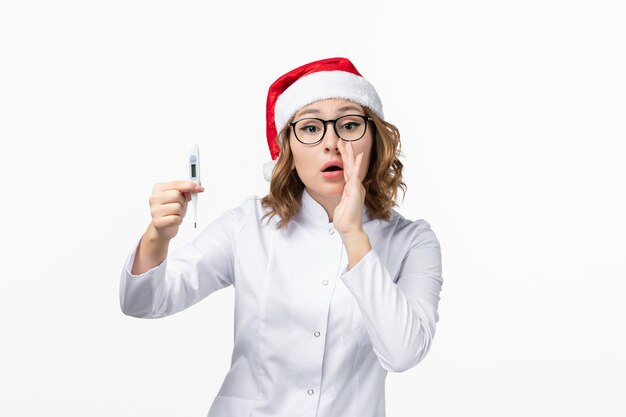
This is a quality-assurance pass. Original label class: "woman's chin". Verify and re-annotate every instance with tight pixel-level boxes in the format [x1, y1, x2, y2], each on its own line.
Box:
[305, 183, 344, 198]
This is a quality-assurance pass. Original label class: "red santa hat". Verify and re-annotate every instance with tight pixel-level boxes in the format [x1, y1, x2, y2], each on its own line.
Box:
[263, 57, 384, 181]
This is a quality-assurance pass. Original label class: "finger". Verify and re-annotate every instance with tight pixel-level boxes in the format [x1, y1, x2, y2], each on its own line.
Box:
[158, 189, 187, 206]
[159, 180, 205, 193]
[337, 140, 353, 182]
[337, 139, 346, 164]
[162, 201, 186, 214]
[154, 214, 183, 229]
[150, 190, 181, 208]
[337, 141, 350, 182]
[348, 141, 358, 177]
[347, 154, 362, 190]
[152, 202, 186, 220]
[341, 141, 352, 172]
[347, 142, 357, 178]
[354, 152, 364, 182]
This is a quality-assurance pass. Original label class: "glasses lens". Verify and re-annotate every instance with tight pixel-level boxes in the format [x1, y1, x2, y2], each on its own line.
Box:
[294, 119, 325, 143]
[336, 115, 367, 141]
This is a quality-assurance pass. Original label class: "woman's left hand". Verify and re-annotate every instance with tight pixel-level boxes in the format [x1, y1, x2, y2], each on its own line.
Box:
[333, 140, 366, 237]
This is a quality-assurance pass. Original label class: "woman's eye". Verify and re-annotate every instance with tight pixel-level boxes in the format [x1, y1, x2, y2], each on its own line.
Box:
[301, 125, 319, 133]
[341, 122, 359, 130]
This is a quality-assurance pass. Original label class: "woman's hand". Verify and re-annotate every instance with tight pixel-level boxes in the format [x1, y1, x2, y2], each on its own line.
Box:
[131, 180, 204, 275]
[333, 140, 372, 268]
[333, 140, 366, 237]
[148, 180, 205, 241]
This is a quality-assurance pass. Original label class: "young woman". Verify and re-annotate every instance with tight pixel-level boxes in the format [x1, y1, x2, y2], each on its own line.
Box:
[120, 57, 444, 417]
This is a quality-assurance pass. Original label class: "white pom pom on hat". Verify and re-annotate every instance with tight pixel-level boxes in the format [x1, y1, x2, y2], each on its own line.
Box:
[263, 160, 277, 182]
[263, 57, 384, 182]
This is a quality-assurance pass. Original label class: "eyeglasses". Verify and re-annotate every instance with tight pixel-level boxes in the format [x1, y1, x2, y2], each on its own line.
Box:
[289, 114, 372, 144]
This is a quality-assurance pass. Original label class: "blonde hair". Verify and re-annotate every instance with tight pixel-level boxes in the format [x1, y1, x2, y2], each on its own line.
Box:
[261, 107, 406, 229]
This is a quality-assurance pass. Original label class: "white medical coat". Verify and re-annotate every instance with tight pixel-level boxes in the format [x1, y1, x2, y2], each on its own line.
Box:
[119, 189, 443, 417]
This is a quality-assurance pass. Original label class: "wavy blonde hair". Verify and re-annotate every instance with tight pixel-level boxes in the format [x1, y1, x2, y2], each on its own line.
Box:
[261, 107, 406, 229]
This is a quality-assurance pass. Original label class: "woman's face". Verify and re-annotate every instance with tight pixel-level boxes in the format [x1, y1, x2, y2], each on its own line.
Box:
[289, 99, 373, 205]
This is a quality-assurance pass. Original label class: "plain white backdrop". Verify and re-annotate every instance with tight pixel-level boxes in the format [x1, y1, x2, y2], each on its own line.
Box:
[1, 1, 624, 416]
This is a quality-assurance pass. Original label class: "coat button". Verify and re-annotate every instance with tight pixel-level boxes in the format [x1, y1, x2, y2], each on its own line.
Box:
[322, 280, 329, 286]
[328, 227, 334, 235]
[307, 388, 315, 395]
[314, 331, 321, 337]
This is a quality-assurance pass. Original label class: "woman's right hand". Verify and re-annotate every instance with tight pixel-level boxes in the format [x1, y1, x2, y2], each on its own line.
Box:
[148, 180, 205, 240]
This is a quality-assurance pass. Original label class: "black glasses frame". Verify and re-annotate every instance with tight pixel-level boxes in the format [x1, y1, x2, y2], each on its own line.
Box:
[289, 114, 373, 145]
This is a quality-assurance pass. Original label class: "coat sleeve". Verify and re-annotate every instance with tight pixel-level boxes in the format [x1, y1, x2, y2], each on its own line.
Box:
[339, 219, 443, 372]
[119, 197, 255, 319]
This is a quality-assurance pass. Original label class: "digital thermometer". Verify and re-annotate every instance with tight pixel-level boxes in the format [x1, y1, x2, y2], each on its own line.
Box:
[187, 143, 201, 228]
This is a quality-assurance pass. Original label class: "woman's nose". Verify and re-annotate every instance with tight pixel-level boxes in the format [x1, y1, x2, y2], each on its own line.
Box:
[322, 124, 340, 152]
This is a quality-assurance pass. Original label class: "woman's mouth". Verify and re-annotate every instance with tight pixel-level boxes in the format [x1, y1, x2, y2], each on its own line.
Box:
[321, 170, 344, 178]
[321, 165, 344, 179]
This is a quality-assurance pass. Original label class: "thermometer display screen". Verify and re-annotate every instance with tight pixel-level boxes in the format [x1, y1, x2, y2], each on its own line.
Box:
[191, 164, 197, 178]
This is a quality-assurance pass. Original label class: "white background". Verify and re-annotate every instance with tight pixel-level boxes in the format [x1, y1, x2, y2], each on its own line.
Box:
[1, 1, 624, 416]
